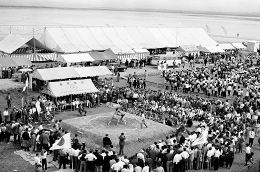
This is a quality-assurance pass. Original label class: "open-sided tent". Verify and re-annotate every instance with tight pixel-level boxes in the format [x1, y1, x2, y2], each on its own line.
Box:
[75, 66, 112, 77]
[198, 45, 225, 53]
[0, 34, 52, 54]
[231, 43, 246, 49]
[217, 43, 235, 50]
[56, 53, 94, 63]
[32, 67, 80, 81]
[176, 45, 199, 52]
[42, 79, 99, 97]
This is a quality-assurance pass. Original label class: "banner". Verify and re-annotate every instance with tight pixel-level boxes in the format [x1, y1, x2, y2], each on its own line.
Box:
[50, 133, 71, 150]
[192, 128, 208, 146]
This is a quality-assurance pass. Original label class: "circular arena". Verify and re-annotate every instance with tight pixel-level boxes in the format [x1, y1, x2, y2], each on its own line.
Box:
[62, 112, 174, 155]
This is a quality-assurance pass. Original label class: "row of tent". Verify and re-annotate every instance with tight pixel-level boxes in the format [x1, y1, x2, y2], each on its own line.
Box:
[0, 27, 218, 55]
[32, 66, 112, 81]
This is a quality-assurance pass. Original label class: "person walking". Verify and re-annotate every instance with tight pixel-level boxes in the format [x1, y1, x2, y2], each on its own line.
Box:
[119, 133, 126, 155]
[141, 113, 148, 129]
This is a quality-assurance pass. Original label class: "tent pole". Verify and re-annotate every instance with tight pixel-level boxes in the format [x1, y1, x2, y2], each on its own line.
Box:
[71, 94, 73, 111]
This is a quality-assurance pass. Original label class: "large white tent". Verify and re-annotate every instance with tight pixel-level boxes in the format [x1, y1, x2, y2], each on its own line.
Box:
[42, 79, 99, 97]
[75, 66, 112, 77]
[40, 27, 218, 54]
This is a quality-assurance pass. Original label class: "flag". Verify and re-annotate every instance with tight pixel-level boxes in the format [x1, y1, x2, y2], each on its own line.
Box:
[22, 78, 28, 92]
[222, 26, 227, 35]
[192, 128, 208, 146]
[206, 25, 211, 34]
[50, 133, 71, 150]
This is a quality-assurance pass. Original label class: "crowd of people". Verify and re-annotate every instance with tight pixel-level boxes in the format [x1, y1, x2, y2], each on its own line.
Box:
[1, 50, 260, 172]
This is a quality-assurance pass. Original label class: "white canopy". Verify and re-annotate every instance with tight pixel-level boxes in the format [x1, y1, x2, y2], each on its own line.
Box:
[133, 48, 149, 53]
[231, 43, 247, 49]
[199, 45, 225, 53]
[32, 67, 80, 81]
[56, 53, 95, 63]
[217, 43, 235, 50]
[75, 66, 112, 77]
[40, 27, 218, 54]
[42, 79, 99, 97]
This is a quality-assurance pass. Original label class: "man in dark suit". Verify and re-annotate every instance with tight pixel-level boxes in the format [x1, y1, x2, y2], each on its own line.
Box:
[103, 134, 112, 148]
[118, 133, 126, 155]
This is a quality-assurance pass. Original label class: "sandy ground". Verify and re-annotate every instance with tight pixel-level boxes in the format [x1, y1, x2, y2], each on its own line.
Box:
[0, 7, 260, 43]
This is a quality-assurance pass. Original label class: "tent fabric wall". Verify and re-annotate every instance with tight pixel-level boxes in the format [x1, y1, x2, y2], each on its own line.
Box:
[0, 56, 32, 67]
[40, 27, 218, 54]
[198, 45, 225, 53]
[42, 79, 99, 97]
[57, 54, 94, 63]
[32, 67, 80, 81]
[10, 53, 57, 62]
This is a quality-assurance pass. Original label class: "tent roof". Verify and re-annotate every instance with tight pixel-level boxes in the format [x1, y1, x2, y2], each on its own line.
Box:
[32, 67, 80, 81]
[56, 53, 94, 63]
[217, 43, 235, 50]
[0, 34, 53, 54]
[198, 45, 225, 53]
[176, 45, 199, 52]
[133, 48, 149, 53]
[40, 27, 218, 54]
[42, 79, 99, 97]
[75, 66, 112, 77]
[0, 34, 30, 54]
[89, 52, 106, 61]
[231, 43, 246, 49]
[0, 56, 32, 67]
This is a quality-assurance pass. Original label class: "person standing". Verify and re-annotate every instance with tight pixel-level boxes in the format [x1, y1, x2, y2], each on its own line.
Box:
[3, 108, 9, 123]
[117, 72, 120, 82]
[244, 143, 251, 166]
[78, 150, 87, 172]
[141, 113, 148, 129]
[41, 149, 48, 171]
[6, 93, 12, 109]
[119, 133, 126, 155]
[214, 147, 221, 170]
[249, 129, 255, 147]
[85, 149, 97, 172]
[103, 134, 112, 148]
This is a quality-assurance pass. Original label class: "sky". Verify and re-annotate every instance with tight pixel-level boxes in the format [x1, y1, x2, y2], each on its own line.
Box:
[1, 0, 260, 14]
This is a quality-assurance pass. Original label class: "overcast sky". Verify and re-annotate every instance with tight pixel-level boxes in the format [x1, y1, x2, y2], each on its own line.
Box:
[1, 0, 260, 14]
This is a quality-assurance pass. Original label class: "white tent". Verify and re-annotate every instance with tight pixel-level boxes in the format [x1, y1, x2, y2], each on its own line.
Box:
[231, 43, 246, 49]
[40, 27, 218, 54]
[56, 54, 95, 63]
[218, 43, 235, 50]
[32, 67, 80, 81]
[198, 45, 225, 53]
[42, 79, 99, 97]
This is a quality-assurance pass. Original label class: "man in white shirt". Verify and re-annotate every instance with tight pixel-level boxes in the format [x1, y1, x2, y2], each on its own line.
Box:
[34, 153, 41, 170]
[214, 147, 221, 170]
[111, 159, 123, 172]
[249, 129, 255, 147]
[3, 108, 9, 123]
[181, 148, 189, 170]
[245, 144, 251, 166]
[173, 153, 182, 172]
[85, 149, 97, 172]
